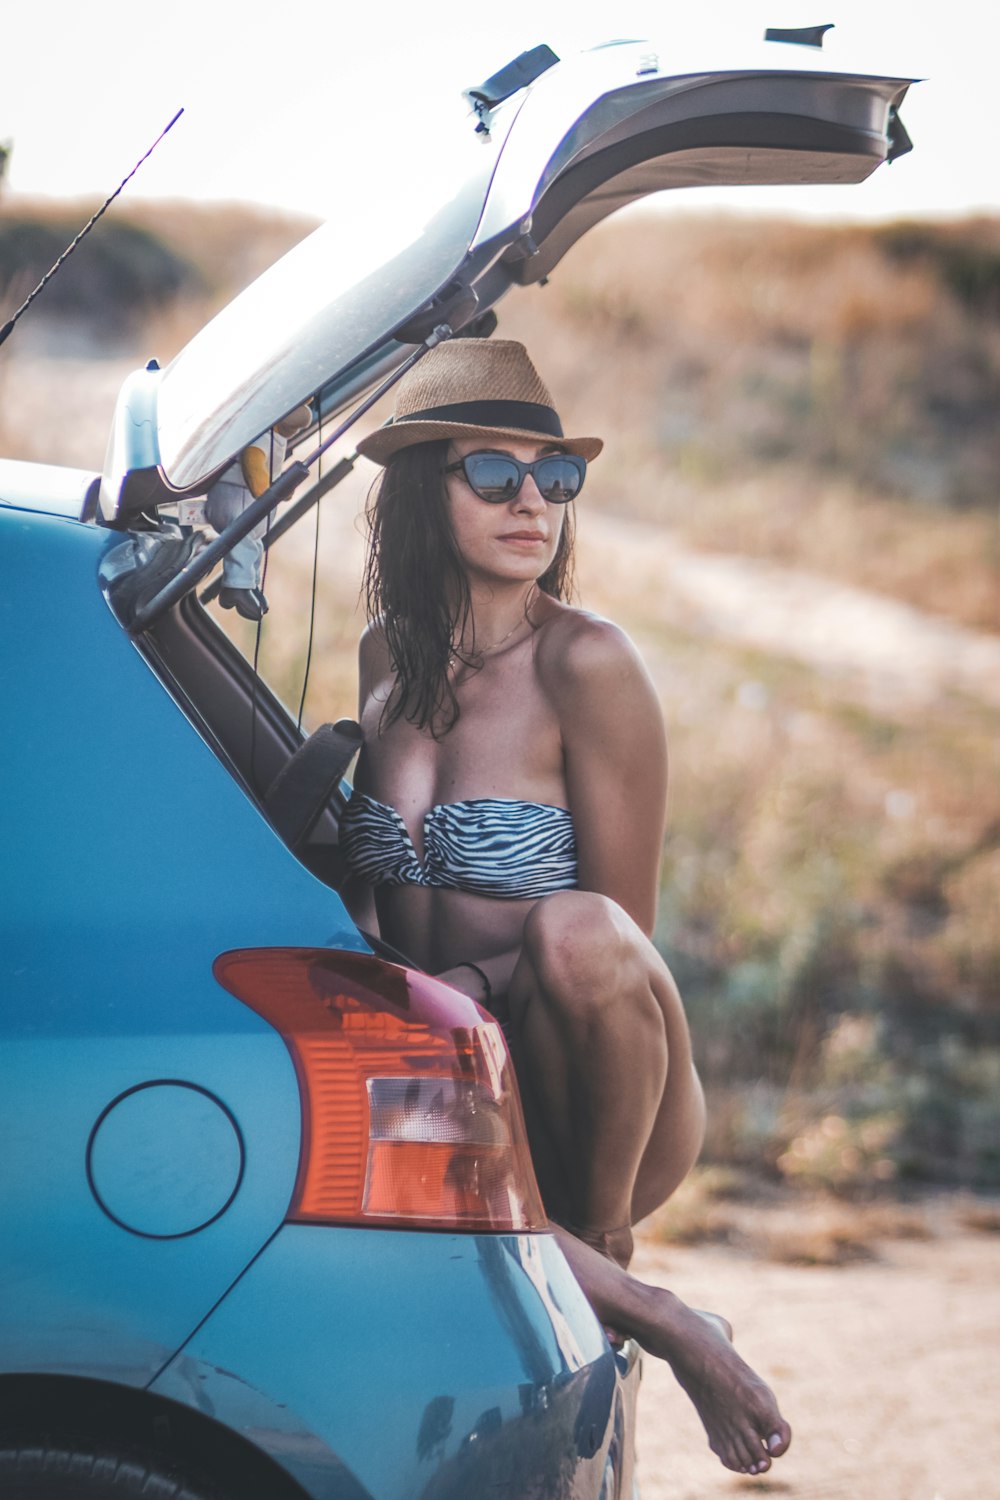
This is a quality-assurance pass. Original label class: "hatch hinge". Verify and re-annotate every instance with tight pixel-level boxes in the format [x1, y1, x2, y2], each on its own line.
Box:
[463, 44, 559, 136]
[764, 23, 834, 49]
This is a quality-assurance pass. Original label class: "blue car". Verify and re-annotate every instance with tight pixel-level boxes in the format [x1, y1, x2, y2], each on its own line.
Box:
[0, 36, 912, 1500]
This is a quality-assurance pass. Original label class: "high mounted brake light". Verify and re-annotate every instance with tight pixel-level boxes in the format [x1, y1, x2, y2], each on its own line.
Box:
[213, 948, 546, 1233]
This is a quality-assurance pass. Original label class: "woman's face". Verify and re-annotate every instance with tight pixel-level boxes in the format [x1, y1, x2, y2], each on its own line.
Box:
[443, 436, 566, 588]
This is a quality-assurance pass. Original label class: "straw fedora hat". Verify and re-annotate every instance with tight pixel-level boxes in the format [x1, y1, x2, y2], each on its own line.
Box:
[356, 339, 603, 465]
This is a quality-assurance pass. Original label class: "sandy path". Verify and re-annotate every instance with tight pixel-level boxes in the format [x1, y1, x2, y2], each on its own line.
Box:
[577, 513, 1000, 714]
[630, 1222, 999, 1500]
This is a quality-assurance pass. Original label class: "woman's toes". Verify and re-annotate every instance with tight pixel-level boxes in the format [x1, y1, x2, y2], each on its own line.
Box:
[766, 1423, 792, 1456]
[726, 1429, 766, 1474]
[711, 1434, 745, 1473]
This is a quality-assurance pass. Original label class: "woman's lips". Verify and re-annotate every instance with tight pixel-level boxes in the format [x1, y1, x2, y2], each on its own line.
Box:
[500, 531, 547, 544]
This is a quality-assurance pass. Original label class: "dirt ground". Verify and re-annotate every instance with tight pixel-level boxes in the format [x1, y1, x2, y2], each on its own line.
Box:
[629, 1209, 1000, 1500]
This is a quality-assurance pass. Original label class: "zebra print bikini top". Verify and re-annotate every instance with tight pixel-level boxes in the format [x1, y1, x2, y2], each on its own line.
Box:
[339, 791, 578, 900]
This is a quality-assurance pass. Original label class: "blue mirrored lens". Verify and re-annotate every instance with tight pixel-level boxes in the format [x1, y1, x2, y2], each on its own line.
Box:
[533, 456, 583, 501]
[465, 456, 521, 500]
[463, 453, 584, 503]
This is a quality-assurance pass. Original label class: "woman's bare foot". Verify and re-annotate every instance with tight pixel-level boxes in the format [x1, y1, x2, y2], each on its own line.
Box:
[552, 1227, 791, 1476]
[639, 1289, 791, 1475]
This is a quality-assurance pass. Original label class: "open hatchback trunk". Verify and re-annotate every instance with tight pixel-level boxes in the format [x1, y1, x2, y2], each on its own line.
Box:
[97, 35, 914, 530]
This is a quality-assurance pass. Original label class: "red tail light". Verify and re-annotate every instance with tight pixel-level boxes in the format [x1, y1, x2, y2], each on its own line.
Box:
[213, 948, 547, 1233]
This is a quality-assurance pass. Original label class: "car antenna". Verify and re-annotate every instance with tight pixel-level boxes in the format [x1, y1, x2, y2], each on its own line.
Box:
[0, 108, 184, 351]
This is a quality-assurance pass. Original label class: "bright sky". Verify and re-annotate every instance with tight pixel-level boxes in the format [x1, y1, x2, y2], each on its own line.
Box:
[2, 1, 995, 225]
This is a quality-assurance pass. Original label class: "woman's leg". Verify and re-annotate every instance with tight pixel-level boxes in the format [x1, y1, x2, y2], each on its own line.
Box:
[500, 890, 792, 1476]
[552, 1227, 791, 1477]
[505, 889, 705, 1259]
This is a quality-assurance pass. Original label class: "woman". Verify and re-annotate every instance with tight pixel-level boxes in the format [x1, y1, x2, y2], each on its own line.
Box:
[342, 338, 791, 1478]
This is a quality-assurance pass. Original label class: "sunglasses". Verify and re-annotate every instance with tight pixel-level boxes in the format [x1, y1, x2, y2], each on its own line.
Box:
[444, 450, 586, 504]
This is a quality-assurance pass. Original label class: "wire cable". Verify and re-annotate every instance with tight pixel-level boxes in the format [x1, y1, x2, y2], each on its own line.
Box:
[248, 433, 276, 796]
[296, 404, 323, 733]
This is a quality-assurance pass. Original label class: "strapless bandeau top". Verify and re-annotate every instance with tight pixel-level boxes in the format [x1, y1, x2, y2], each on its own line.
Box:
[339, 791, 578, 900]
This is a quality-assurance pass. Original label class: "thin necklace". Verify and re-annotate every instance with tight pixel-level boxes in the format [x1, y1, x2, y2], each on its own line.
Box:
[453, 585, 537, 660]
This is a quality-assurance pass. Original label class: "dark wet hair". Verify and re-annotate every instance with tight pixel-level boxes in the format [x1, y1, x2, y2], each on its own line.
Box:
[362, 439, 576, 736]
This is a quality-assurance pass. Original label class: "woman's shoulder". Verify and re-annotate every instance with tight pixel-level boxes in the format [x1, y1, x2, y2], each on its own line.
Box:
[535, 602, 648, 685]
[358, 618, 391, 669]
[357, 619, 395, 719]
[535, 602, 662, 740]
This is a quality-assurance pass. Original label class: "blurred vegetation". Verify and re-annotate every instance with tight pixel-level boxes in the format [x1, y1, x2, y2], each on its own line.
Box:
[634, 617, 1000, 1202]
[1, 200, 997, 1206]
[0, 197, 314, 352]
[523, 215, 1000, 512]
[0, 209, 201, 347]
[656, 650, 999, 1183]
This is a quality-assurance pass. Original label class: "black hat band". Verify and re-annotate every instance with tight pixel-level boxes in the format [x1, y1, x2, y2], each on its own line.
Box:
[393, 399, 564, 437]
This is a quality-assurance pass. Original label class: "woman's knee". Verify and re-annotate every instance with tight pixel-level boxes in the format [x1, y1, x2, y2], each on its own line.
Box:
[521, 891, 645, 1004]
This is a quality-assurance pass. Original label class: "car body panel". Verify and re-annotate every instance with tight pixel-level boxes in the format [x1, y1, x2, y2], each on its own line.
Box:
[0, 501, 365, 1386]
[0, 457, 100, 519]
[152, 1224, 622, 1500]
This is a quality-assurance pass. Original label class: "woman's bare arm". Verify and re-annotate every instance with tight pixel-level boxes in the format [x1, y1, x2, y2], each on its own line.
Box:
[356, 619, 389, 721]
[543, 616, 668, 935]
[436, 946, 523, 1004]
[342, 624, 388, 931]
